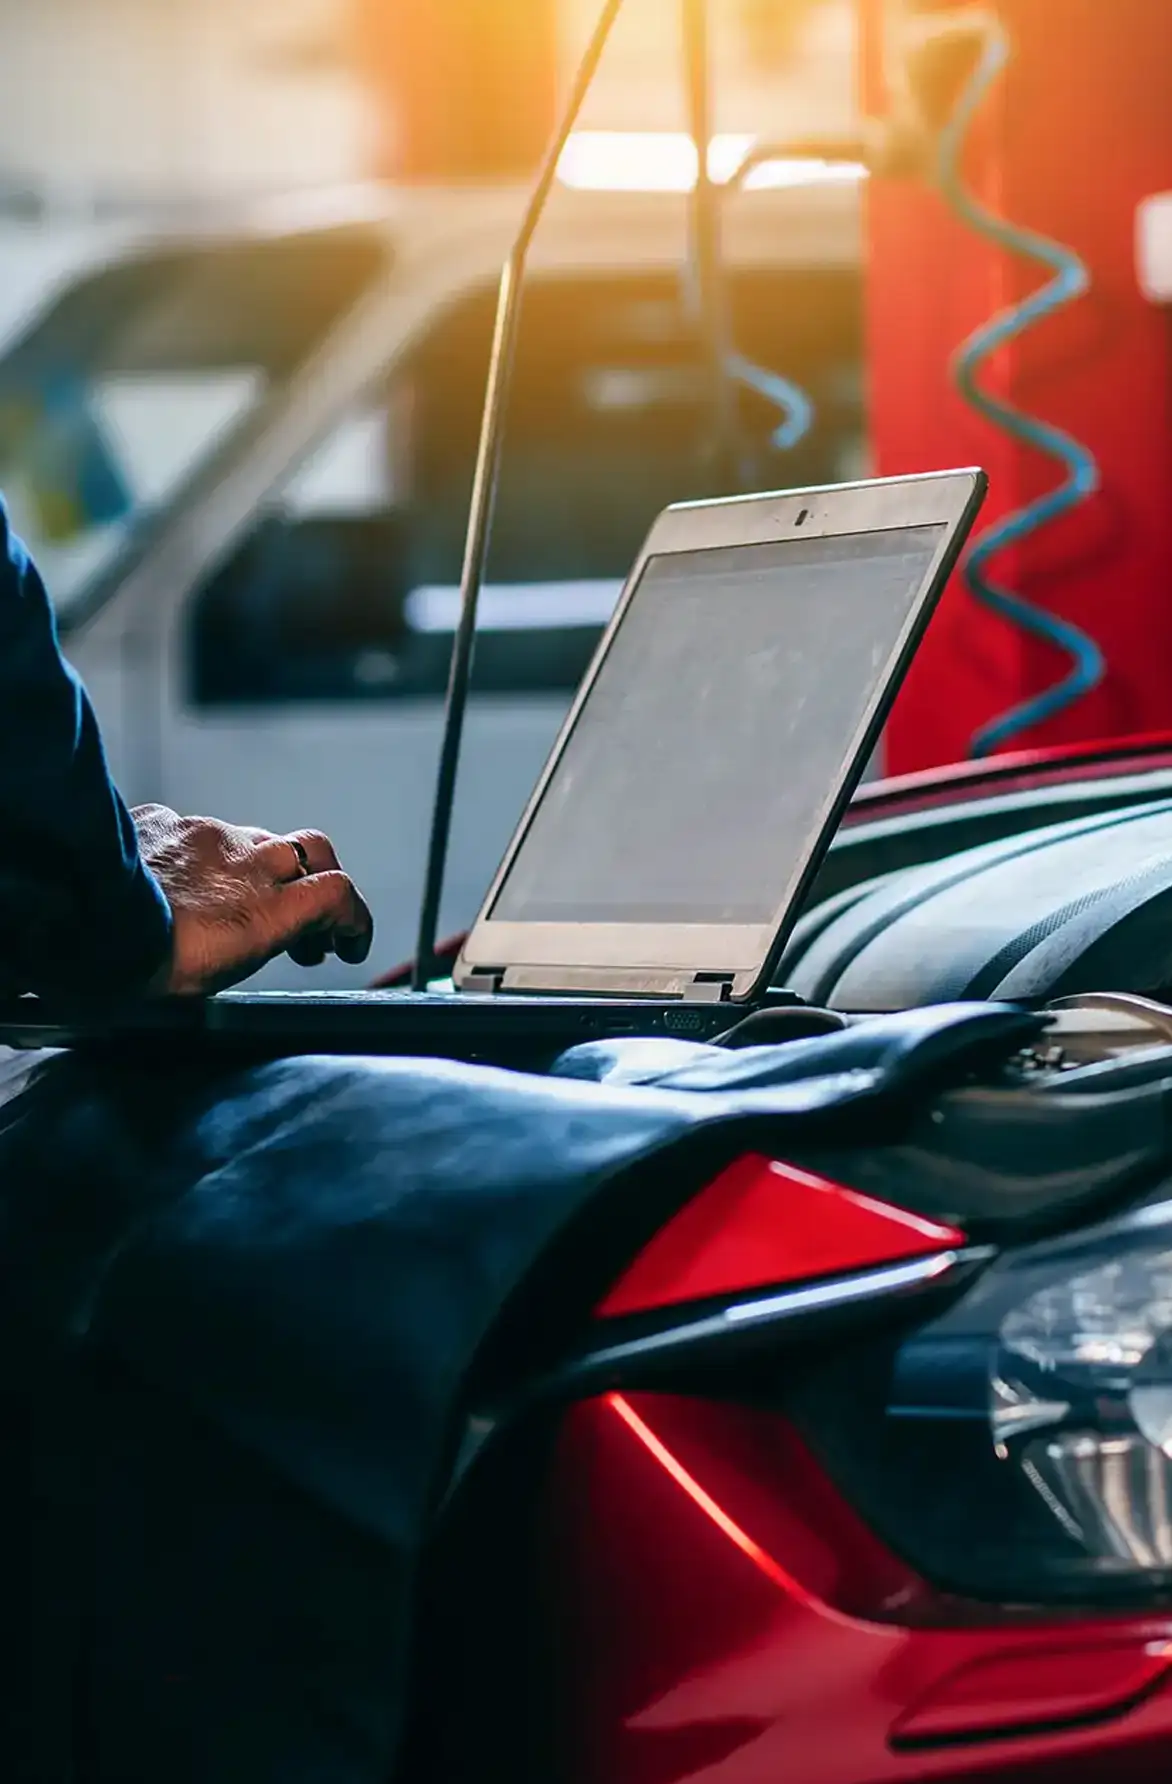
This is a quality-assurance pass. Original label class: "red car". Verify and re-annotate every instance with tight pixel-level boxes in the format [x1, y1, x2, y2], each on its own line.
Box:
[401, 733, 1172, 1784]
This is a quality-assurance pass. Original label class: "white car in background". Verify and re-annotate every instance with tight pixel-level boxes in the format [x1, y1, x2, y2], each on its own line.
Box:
[0, 178, 862, 982]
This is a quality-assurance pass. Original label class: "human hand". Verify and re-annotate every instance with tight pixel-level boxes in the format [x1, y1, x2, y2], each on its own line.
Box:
[133, 805, 373, 996]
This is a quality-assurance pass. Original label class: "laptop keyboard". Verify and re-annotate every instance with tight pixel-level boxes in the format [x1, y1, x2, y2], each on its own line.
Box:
[218, 989, 461, 1004]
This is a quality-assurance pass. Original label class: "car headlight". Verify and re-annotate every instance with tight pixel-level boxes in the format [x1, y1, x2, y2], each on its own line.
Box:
[994, 1241, 1172, 1573]
[791, 1201, 1172, 1606]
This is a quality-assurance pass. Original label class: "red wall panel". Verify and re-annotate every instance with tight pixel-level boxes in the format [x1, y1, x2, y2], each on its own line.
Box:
[864, 0, 1172, 770]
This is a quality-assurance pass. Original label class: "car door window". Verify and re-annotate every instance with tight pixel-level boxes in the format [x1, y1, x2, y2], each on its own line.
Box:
[188, 264, 862, 706]
[0, 228, 386, 624]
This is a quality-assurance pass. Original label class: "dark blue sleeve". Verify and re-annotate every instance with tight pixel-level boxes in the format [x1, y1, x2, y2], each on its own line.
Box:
[0, 498, 173, 995]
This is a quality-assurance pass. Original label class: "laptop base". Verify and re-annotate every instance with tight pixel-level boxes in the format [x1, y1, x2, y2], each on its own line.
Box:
[0, 989, 749, 1073]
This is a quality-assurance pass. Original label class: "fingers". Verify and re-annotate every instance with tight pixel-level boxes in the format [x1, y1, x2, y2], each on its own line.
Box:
[248, 829, 369, 971]
[254, 829, 342, 887]
[284, 829, 341, 876]
[276, 871, 374, 966]
[287, 929, 330, 969]
[287, 940, 329, 969]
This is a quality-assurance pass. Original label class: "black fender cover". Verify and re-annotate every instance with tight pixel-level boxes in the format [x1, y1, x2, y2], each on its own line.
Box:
[0, 1001, 1043, 1782]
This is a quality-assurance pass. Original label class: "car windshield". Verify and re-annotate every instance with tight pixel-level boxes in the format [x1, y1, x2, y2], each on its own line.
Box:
[0, 226, 386, 616]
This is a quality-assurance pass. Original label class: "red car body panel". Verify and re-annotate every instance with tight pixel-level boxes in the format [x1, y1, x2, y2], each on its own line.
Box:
[403, 737, 1172, 1781]
[549, 1388, 1172, 1784]
[848, 735, 1172, 824]
[596, 1157, 964, 1320]
[541, 1146, 1172, 1782]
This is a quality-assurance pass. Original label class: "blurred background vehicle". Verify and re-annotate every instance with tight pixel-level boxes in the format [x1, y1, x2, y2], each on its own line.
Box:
[4, 0, 1172, 986]
[0, 0, 862, 981]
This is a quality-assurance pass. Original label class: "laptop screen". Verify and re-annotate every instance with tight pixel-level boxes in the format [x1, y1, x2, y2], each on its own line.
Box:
[489, 524, 946, 927]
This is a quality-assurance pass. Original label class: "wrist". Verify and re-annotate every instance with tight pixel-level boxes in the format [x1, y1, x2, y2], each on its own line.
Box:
[123, 864, 176, 997]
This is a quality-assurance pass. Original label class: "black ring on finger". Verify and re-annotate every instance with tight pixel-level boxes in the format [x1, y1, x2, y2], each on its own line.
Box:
[288, 838, 311, 878]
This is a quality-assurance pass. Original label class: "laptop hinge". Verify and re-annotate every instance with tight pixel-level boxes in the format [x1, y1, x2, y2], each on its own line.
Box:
[463, 969, 506, 995]
[497, 967, 737, 1001]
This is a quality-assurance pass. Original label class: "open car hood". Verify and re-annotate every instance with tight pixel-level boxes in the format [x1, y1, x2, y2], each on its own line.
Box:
[786, 793, 1172, 1012]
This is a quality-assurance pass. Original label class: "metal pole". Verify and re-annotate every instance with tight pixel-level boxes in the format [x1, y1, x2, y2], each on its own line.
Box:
[413, 0, 628, 988]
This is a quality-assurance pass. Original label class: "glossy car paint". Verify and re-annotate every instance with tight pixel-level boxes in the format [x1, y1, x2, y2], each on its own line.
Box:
[543, 1153, 1172, 1783]
[845, 734, 1172, 824]
[548, 1390, 1172, 1784]
[596, 1156, 964, 1318]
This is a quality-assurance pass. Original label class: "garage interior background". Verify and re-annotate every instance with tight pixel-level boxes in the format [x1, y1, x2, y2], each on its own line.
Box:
[3, 0, 1172, 774]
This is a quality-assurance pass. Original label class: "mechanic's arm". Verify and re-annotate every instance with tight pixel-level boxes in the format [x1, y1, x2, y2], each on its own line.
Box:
[0, 501, 372, 997]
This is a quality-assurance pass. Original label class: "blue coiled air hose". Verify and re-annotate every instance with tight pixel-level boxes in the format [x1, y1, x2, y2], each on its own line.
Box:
[725, 147, 815, 452]
[726, 348, 815, 452]
[937, 24, 1104, 757]
[677, 271, 815, 457]
[680, 145, 816, 463]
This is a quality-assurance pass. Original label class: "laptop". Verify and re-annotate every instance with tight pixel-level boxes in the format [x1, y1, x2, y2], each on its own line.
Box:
[0, 468, 986, 1065]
